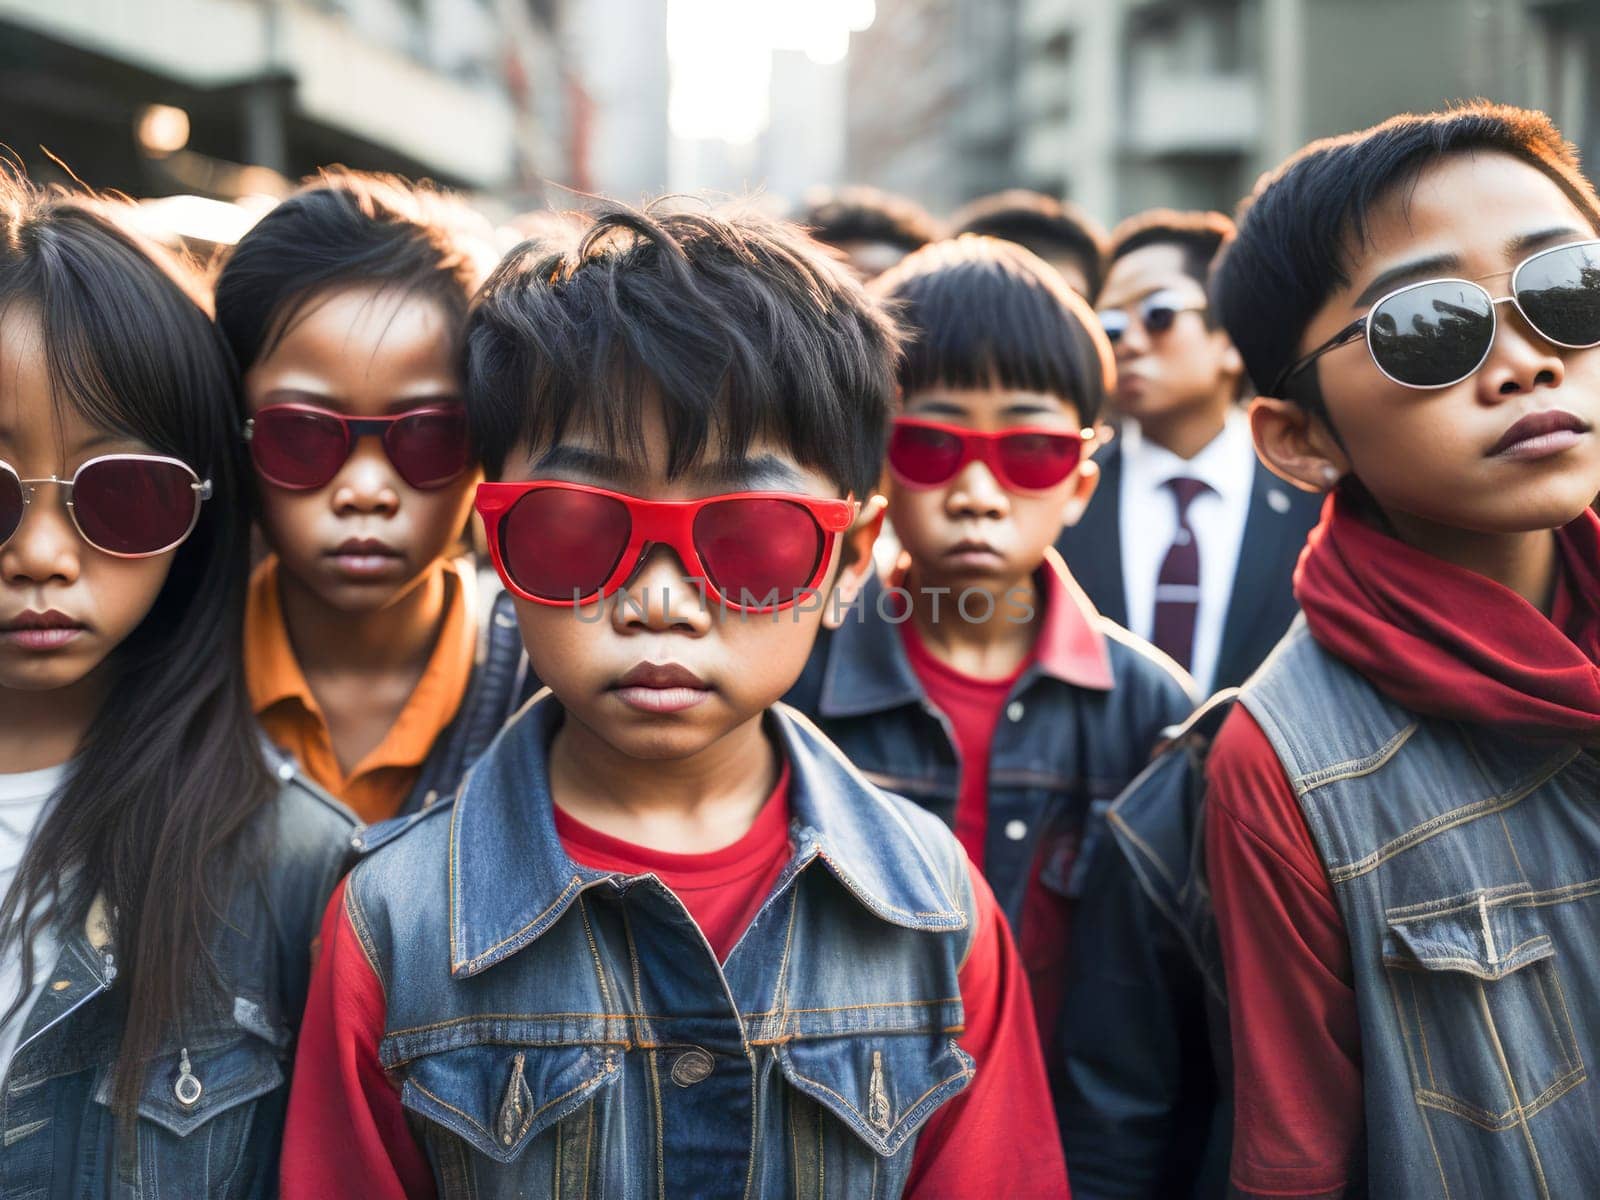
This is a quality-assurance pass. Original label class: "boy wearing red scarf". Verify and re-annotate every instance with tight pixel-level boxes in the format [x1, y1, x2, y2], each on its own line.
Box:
[1205, 104, 1600, 1200]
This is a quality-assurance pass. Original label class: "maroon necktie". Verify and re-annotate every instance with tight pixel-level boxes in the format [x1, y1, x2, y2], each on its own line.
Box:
[1151, 476, 1212, 671]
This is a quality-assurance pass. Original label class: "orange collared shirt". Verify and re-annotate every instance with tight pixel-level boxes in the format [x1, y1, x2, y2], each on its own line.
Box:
[245, 556, 477, 825]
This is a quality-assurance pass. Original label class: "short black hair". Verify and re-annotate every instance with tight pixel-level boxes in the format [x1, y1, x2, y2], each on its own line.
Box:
[1212, 102, 1600, 402]
[796, 185, 940, 254]
[215, 169, 493, 375]
[949, 190, 1108, 297]
[873, 234, 1115, 425]
[1107, 208, 1234, 289]
[466, 202, 901, 497]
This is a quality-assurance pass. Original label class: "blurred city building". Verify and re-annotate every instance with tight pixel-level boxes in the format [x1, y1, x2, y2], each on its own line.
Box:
[569, 0, 669, 203]
[0, 0, 577, 202]
[845, 0, 1600, 225]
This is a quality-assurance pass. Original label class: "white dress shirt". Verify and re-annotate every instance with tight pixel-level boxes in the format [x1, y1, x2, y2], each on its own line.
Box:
[1118, 408, 1257, 693]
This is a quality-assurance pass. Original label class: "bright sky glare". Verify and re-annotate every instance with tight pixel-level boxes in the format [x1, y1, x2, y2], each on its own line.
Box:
[668, 0, 874, 144]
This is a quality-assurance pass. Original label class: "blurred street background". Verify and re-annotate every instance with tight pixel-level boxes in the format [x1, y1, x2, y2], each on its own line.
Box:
[2, 0, 1599, 239]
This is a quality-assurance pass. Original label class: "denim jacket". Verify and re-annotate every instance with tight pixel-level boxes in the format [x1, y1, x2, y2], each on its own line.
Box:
[348, 695, 978, 1199]
[1058, 691, 1235, 1200]
[1243, 617, 1600, 1199]
[785, 551, 1197, 932]
[0, 747, 356, 1199]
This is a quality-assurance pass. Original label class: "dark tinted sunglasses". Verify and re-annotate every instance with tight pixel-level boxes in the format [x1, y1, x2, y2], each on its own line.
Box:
[1098, 289, 1207, 345]
[475, 481, 857, 612]
[245, 403, 472, 492]
[888, 418, 1094, 493]
[0, 454, 211, 558]
[1272, 239, 1600, 393]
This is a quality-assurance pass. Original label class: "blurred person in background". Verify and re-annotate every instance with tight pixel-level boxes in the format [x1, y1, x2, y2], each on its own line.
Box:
[798, 183, 941, 280]
[950, 189, 1108, 300]
[1059, 210, 1320, 696]
[215, 172, 533, 829]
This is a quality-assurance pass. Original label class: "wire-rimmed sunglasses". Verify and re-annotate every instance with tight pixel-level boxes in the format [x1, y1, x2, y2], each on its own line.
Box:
[0, 454, 211, 558]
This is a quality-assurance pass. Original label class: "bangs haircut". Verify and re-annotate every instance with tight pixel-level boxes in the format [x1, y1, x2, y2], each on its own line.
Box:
[466, 201, 901, 498]
[215, 168, 493, 374]
[949, 190, 1108, 297]
[796, 185, 941, 254]
[873, 234, 1115, 425]
[1212, 101, 1600, 403]
[1107, 209, 1234, 306]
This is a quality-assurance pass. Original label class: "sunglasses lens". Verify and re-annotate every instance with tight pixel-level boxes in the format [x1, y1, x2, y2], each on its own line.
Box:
[1143, 304, 1178, 334]
[996, 431, 1083, 490]
[386, 409, 473, 490]
[1369, 281, 1494, 387]
[498, 486, 631, 602]
[888, 423, 966, 486]
[1516, 242, 1600, 348]
[0, 469, 21, 545]
[694, 498, 824, 610]
[251, 408, 347, 489]
[73, 458, 198, 555]
[1099, 311, 1128, 345]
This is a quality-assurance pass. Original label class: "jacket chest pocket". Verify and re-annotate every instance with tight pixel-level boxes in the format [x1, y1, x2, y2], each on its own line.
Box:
[96, 1032, 286, 1198]
[778, 1034, 973, 1200]
[1383, 893, 1586, 1131]
[400, 1042, 622, 1199]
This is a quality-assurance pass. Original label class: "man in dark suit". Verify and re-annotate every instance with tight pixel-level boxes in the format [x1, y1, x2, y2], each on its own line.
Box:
[1058, 210, 1321, 694]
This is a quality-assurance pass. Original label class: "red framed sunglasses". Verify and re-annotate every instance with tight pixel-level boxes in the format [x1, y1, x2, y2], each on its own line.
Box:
[474, 481, 858, 612]
[887, 417, 1096, 492]
[0, 454, 211, 558]
[245, 403, 472, 492]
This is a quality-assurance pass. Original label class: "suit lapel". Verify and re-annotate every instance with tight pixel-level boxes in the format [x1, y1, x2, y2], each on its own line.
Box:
[1214, 462, 1318, 686]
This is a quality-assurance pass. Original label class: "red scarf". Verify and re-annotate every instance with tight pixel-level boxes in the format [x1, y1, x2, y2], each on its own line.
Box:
[1295, 487, 1600, 739]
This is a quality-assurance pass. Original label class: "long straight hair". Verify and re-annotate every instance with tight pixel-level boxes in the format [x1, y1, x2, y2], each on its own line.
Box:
[0, 174, 275, 1116]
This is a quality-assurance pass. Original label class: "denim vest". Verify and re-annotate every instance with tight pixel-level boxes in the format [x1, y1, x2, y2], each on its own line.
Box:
[0, 748, 356, 1199]
[348, 696, 978, 1200]
[1242, 617, 1600, 1200]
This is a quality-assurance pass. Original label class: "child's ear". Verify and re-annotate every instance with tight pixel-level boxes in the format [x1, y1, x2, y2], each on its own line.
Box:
[823, 495, 887, 630]
[1058, 424, 1109, 528]
[1250, 396, 1350, 492]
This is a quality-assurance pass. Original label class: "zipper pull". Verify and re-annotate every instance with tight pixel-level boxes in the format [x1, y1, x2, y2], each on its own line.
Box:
[867, 1049, 892, 1134]
[102, 952, 117, 985]
[173, 1047, 203, 1109]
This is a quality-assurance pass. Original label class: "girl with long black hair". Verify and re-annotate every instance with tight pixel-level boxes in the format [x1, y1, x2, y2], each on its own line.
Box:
[0, 174, 354, 1196]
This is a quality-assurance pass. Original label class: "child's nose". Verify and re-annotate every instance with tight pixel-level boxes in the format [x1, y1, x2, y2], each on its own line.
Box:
[331, 437, 401, 517]
[1, 491, 80, 586]
[611, 542, 712, 635]
[944, 460, 1010, 520]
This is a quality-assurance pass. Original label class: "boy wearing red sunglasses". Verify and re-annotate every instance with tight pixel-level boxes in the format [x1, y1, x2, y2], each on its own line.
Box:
[786, 235, 1196, 1138]
[1204, 104, 1600, 1199]
[281, 207, 1069, 1198]
[216, 174, 533, 826]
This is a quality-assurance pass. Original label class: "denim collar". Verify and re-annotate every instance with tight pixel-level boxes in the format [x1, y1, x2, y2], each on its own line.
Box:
[816, 545, 1114, 718]
[447, 694, 967, 978]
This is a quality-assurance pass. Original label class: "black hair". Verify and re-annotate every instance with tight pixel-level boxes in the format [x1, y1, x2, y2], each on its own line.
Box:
[796, 185, 941, 255]
[1107, 208, 1235, 299]
[467, 202, 901, 499]
[949, 190, 1108, 297]
[873, 234, 1116, 425]
[1212, 102, 1600, 403]
[214, 168, 492, 379]
[0, 172, 274, 1118]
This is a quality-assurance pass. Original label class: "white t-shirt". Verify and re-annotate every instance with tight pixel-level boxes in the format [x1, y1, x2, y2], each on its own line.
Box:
[0, 762, 65, 1081]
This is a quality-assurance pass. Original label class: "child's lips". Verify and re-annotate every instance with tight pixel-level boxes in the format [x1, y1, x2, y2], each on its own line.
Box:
[0, 609, 88, 650]
[944, 539, 1005, 566]
[610, 662, 713, 714]
[327, 538, 405, 579]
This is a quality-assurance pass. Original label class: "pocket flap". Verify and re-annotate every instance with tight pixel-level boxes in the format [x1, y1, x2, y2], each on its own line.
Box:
[778, 1037, 973, 1158]
[1384, 892, 1553, 981]
[401, 1042, 621, 1164]
[95, 1035, 285, 1138]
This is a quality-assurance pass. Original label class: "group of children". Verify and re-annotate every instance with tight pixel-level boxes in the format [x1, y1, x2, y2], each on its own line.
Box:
[3, 97, 1600, 1200]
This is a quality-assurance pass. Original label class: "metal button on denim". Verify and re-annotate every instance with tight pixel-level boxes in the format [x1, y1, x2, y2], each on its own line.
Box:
[671, 1048, 715, 1087]
[1006, 701, 1025, 722]
[1004, 819, 1028, 841]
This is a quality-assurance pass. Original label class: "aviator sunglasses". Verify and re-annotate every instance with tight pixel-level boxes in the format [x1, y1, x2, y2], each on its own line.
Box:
[245, 402, 472, 492]
[474, 481, 857, 612]
[0, 454, 211, 558]
[887, 417, 1096, 493]
[1098, 288, 1208, 346]
[1272, 239, 1600, 394]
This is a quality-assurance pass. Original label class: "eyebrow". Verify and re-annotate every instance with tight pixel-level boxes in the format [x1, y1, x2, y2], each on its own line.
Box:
[1351, 226, 1591, 308]
[257, 388, 459, 415]
[530, 445, 807, 490]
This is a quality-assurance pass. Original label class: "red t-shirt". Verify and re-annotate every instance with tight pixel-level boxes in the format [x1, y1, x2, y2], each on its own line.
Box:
[899, 620, 1028, 868]
[554, 761, 793, 961]
[281, 809, 1069, 1198]
[1206, 504, 1600, 1198]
